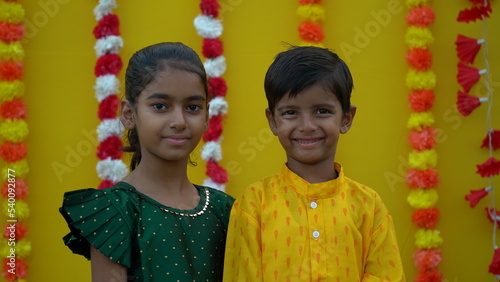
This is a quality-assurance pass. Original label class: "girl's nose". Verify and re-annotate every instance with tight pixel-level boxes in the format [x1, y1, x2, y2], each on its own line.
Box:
[169, 107, 187, 130]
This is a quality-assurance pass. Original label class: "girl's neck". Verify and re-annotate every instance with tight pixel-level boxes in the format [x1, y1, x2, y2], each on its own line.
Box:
[122, 157, 191, 193]
[122, 158, 200, 210]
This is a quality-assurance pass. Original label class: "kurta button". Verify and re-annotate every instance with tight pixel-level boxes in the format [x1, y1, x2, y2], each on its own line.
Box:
[312, 230, 320, 238]
[310, 201, 318, 209]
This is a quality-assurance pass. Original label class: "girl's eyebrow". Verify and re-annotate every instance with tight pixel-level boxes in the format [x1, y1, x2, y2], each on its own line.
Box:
[146, 93, 206, 102]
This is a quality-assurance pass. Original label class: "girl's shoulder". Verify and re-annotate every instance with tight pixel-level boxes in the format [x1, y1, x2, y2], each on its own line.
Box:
[195, 185, 235, 213]
[59, 182, 139, 265]
[61, 182, 140, 206]
[201, 185, 235, 202]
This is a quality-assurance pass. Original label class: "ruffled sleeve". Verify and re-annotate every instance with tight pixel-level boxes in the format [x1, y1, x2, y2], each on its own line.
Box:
[59, 187, 135, 268]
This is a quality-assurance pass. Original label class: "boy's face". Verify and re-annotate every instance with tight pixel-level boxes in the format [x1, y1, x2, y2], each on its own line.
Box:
[266, 82, 356, 168]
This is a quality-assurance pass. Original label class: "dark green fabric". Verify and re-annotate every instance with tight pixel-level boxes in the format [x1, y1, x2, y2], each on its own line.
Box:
[59, 182, 234, 281]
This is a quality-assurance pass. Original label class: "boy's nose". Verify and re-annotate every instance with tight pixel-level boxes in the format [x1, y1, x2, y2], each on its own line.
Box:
[298, 115, 317, 132]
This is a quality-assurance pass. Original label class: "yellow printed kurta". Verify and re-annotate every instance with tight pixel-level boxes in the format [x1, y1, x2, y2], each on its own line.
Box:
[224, 163, 405, 281]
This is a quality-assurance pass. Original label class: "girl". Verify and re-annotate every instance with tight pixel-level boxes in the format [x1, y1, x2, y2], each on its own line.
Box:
[60, 42, 234, 281]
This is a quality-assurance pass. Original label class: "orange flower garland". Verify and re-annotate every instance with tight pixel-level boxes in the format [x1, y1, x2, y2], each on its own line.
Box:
[297, 0, 326, 47]
[404, 1, 442, 281]
[0, 0, 30, 280]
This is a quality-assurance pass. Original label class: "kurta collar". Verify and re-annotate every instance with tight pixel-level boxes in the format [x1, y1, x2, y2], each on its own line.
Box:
[280, 163, 346, 199]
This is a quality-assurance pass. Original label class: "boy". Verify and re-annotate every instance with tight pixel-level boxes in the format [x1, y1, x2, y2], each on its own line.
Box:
[224, 46, 405, 281]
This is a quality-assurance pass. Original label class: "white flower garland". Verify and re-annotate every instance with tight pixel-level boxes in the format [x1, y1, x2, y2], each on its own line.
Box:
[94, 0, 128, 188]
[195, 1, 229, 191]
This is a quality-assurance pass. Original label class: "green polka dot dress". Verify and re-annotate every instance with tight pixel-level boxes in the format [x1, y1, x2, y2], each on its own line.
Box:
[59, 182, 234, 281]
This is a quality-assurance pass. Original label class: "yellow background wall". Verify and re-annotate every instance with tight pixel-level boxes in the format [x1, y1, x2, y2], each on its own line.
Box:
[4, 0, 498, 281]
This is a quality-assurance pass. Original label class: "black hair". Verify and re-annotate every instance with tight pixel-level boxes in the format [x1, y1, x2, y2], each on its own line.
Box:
[264, 45, 353, 115]
[122, 42, 208, 170]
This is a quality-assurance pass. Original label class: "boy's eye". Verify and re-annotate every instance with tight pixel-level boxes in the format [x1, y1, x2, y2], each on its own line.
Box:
[316, 109, 331, 114]
[282, 110, 297, 116]
[153, 103, 167, 110]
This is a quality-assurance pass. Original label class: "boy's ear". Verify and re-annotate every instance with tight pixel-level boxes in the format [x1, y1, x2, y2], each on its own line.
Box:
[340, 105, 357, 134]
[265, 108, 278, 135]
[120, 99, 136, 129]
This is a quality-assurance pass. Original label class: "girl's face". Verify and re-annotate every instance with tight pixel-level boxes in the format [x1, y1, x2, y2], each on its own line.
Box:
[122, 67, 208, 165]
[266, 82, 355, 168]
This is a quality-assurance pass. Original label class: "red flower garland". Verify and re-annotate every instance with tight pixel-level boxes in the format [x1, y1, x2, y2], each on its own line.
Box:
[197, 0, 230, 190]
[93, 1, 127, 189]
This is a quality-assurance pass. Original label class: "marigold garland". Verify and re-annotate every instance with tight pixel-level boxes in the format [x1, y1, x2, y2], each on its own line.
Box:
[405, 1, 442, 280]
[297, 0, 325, 47]
[93, 0, 127, 190]
[0, 0, 30, 280]
[456, 0, 498, 277]
[194, 0, 229, 191]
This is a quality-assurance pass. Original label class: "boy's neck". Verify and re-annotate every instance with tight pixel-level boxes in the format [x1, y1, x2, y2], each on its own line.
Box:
[286, 160, 338, 184]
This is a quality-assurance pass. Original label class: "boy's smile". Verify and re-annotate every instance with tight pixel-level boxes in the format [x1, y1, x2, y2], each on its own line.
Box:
[266, 82, 355, 173]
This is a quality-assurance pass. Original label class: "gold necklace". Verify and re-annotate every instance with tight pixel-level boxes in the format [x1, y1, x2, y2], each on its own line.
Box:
[135, 188, 210, 217]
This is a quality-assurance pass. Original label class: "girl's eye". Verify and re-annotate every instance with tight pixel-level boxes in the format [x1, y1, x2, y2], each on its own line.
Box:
[187, 104, 202, 112]
[153, 103, 167, 111]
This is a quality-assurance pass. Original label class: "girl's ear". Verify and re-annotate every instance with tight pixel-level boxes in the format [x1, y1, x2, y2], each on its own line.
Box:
[340, 105, 357, 134]
[120, 99, 136, 129]
[265, 108, 278, 136]
[205, 103, 210, 129]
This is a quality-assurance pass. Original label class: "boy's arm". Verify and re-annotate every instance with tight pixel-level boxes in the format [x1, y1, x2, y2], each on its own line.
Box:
[91, 246, 127, 282]
[363, 212, 405, 282]
[223, 205, 262, 282]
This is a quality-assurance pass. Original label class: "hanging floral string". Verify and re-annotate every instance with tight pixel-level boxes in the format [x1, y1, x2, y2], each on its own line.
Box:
[404, 1, 443, 281]
[93, 0, 127, 189]
[194, 0, 229, 191]
[297, 0, 326, 47]
[0, 0, 30, 280]
[457, 0, 500, 277]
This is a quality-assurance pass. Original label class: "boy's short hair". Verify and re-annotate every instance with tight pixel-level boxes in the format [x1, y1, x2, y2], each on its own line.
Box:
[264, 46, 353, 114]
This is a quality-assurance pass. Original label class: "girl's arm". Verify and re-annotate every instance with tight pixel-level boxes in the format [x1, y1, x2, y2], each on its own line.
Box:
[90, 245, 127, 282]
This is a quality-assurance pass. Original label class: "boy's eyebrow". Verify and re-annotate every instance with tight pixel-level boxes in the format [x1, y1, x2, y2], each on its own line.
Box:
[146, 93, 206, 102]
[276, 103, 337, 112]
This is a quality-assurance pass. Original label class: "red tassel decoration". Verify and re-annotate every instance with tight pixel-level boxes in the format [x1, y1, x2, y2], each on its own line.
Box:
[481, 129, 500, 151]
[457, 62, 486, 93]
[489, 248, 500, 275]
[455, 34, 485, 64]
[476, 157, 500, 178]
[465, 187, 492, 208]
[456, 91, 488, 116]
[457, 2, 492, 23]
[486, 208, 500, 225]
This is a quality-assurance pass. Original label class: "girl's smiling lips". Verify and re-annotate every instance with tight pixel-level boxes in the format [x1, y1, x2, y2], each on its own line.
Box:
[163, 136, 190, 145]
